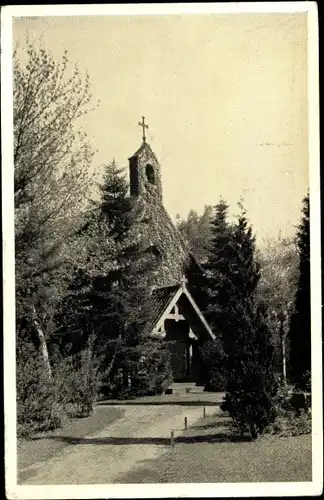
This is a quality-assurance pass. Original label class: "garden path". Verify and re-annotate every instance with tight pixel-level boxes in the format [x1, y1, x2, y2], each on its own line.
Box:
[20, 396, 221, 485]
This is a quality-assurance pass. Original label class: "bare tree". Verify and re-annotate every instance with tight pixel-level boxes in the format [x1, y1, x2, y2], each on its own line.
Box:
[257, 235, 299, 383]
[14, 43, 99, 377]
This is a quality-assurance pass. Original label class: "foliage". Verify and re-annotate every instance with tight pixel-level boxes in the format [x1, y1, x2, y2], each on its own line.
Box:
[268, 382, 311, 437]
[221, 301, 278, 439]
[54, 336, 101, 418]
[207, 203, 278, 439]
[176, 205, 213, 263]
[106, 248, 173, 398]
[17, 337, 101, 436]
[16, 342, 62, 437]
[289, 194, 311, 387]
[202, 200, 233, 335]
[257, 235, 299, 378]
[56, 161, 173, 399]
[296, 370, 311, 393]
[273, 381, 293, 414]
[14, 43, 98, 379]
[185, 254, 209, 314]
[268, 410, 311, 437]
[200, 339, 226, 391]
[97, 159, 132, 239]
[115, 339, 173, 399]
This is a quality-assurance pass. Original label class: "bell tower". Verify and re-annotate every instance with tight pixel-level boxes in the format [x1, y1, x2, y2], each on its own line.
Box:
[129, 117, 163, 203]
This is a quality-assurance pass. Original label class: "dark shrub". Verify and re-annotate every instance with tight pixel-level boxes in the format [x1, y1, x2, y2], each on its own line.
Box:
[54, 339, 101, 418]
[16, 342, 62, 437]
[200, 340, 226, 392]
[222, 303, 278, 440]
[130, 341, 173, 397]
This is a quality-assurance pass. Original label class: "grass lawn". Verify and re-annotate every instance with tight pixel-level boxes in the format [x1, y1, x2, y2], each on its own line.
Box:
[18, 405, 124, 477]
[121, 411, 312, 483]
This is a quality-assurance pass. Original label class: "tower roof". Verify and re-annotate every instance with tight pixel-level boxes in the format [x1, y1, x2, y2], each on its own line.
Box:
[128, 141, 159, 163]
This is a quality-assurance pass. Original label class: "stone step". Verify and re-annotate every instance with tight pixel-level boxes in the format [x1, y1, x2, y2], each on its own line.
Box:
[168, 382, 205, 395]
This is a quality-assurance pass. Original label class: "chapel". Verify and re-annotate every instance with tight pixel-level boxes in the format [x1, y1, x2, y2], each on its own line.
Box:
[128, 118, 215, 384]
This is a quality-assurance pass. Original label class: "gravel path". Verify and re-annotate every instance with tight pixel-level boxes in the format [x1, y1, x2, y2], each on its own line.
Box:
[21, 404, 220, 484]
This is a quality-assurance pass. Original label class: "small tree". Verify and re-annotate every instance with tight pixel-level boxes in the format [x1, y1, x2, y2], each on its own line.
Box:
[16, 341, 61, 436]
[54, 335, 101, 417]
[14, 43, 98, 378]
[218, 205, 277, 439]
[222, 300, 278, 439]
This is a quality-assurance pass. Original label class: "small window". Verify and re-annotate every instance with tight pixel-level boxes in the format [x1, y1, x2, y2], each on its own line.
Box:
[146, 244, 163, 262]
[146, 164, 155, 185]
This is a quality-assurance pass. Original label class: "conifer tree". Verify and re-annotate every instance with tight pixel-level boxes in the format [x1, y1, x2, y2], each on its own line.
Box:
[289, 194, 311, 388]
[221, 207, 278, 439]
[57, 161, 172, 398]
[195, 199, 234, 390]
[204, 199, 236, 345]
[185, 254, 209, 313]
[98, 160, 133, 239]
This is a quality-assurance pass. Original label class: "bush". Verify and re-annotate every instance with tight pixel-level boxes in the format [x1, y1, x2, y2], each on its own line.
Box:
[221, 310, 278, 440]
[54, 339, 101, 418]
[129, 341, 173, 397]
[107, 340, 173, 399]
[16, 342, 62, 438]
[273, 380, 293, 414]
[200, 340, 226, 392]
[221, 372, 278, 440]
[268, 410, 311, 437]
[267, 379, 311, 437]
[290, 390, 311, 416]
[295, 370, 311, 392]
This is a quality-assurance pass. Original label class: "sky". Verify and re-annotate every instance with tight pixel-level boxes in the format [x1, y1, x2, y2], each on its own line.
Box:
[13, 11, 309, 245]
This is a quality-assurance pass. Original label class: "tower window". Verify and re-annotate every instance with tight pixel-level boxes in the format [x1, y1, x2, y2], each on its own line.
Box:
[145, 164, 155, 185]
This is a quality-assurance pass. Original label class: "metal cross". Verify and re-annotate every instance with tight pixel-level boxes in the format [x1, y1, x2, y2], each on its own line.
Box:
[138, 116, 149, 142]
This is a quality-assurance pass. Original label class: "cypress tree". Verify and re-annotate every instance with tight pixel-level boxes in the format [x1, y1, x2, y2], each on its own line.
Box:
[204, 199, 235, 339]
[289, 194, 311, 388]
[221, 207, 278, 439]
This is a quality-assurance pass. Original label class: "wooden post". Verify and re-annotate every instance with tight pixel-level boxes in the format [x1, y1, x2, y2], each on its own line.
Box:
[171, 430, 175, 448]
[184, 416, 187, 430]
[203, 406, 206, 418]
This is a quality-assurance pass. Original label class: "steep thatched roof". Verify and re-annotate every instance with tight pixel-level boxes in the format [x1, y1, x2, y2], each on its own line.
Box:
[130, 193, 189, 287]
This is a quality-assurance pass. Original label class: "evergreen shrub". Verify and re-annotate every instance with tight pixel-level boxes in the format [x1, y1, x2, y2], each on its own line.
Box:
[16, 342, 62, 437]
[200, 340, 226, 392]
[133, 341, 173, 396]
[54, 340, 101, 418]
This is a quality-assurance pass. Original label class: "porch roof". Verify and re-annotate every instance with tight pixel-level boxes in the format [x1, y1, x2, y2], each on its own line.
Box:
[145, 282, 215, 340]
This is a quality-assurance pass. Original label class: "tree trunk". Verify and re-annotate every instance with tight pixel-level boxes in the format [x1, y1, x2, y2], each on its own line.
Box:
[105, 351, 117, 378]
[32, 304, 52, 380]
[280, 318, 287, 384]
